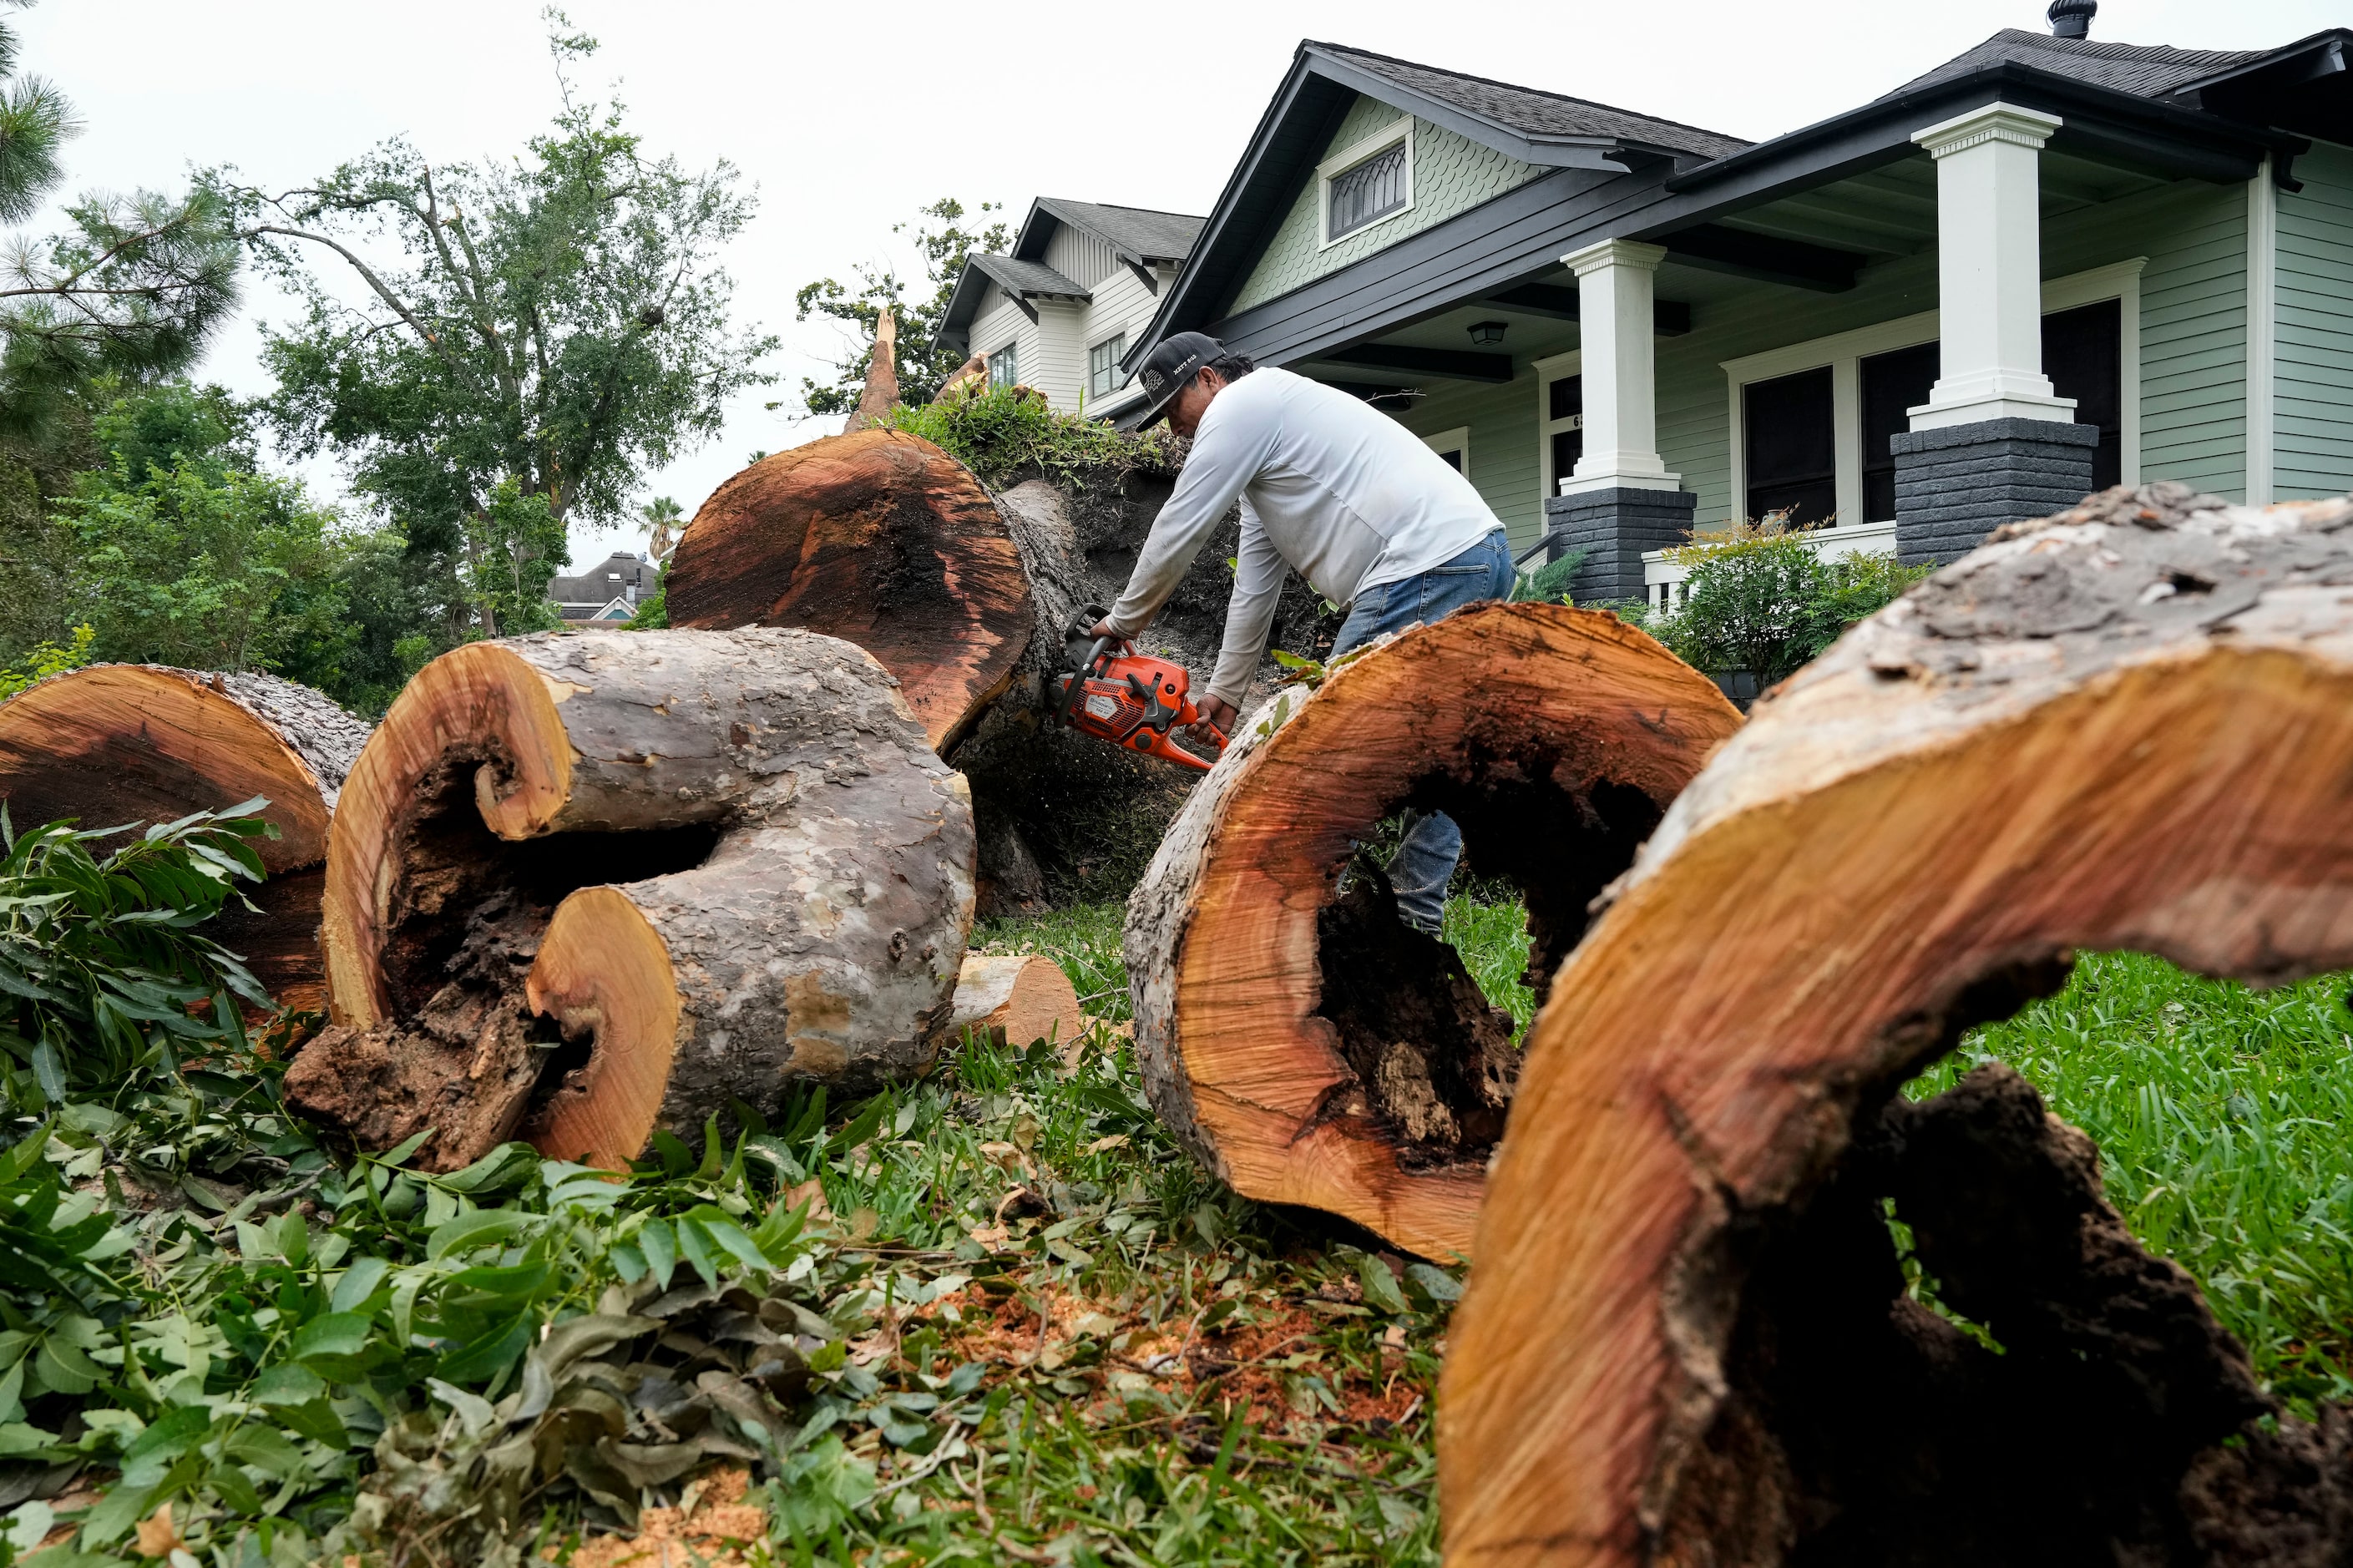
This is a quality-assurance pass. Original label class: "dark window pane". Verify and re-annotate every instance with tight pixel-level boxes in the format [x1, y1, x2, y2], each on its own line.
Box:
[1329, 142, 1409, 239]
[1551, 428, 1581, 490]
[2044, 299, 2123, 492]
[1745, 366, 1835, 526]
[1549, 374, 1581, 424]
[1435, 448, 1463, 471]
[1860, 340, 1940, 522]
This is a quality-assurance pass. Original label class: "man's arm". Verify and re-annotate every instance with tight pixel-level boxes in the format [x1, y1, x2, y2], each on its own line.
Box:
[1101, 399, 1269, 637]
[1204, 504, 1284, 713]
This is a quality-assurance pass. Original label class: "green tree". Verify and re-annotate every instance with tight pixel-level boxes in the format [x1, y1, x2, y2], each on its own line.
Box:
[797, 197, 1010, 414]
[230, 13, 773, 639]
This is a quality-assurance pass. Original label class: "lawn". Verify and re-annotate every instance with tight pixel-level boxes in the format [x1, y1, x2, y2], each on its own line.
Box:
[5, 893, 2346, 1564]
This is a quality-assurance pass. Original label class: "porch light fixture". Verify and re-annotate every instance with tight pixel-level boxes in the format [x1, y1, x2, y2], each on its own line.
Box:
[1468, 321, 1508, 346]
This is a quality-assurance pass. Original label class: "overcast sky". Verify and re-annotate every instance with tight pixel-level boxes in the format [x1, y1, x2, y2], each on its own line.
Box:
[14, 0, 2338, 566]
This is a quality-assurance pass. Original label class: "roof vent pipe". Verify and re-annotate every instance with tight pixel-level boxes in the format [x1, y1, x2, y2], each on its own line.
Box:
[2048, 0, 2095, 38]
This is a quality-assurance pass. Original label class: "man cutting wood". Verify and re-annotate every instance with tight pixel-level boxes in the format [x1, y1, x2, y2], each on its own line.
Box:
[1093, 331, 1511, 932]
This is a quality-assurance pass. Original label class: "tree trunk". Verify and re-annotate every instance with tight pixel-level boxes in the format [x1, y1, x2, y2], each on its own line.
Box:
[949, 953, 1083, 1049]
[1124, 602, 1743, 1262]
[664, 427, 1031, 753]
[840, 306, 900, 436]
[286, 627, 975, 1173]
[1441, 484, 2353, 1568]
[0, 665, 371, 1011]
[662, 432, 1300, 908]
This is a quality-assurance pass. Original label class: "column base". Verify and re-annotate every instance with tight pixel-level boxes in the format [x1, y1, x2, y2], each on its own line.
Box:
[1541, 487, 1697, 604]
[1890, 417, 2098, 567]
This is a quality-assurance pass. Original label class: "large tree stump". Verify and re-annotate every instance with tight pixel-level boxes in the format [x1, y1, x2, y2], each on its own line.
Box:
[287, 628, 975, 1173]
[1441, 485, 2353, 1567]
[665, 428, 1031, 754]
[663, 431, 1315, 907]
[1125, 602, 1742, 1262]
[0, 665, 370, 1010]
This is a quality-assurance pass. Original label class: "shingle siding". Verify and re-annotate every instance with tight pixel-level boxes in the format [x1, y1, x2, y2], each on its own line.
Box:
[2272, 140, 2353, 499]
[1229, 94, 1541, 316]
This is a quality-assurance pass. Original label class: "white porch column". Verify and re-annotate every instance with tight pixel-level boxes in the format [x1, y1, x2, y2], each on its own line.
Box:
[1908, 104, 2077, 430]
[1559, 238, 1679, 492]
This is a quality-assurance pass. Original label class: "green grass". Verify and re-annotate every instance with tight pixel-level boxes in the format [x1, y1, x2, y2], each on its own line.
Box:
[1915, 951, 2353, 1409]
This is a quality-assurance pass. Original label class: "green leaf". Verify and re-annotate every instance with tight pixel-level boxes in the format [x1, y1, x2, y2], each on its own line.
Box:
[436, 1310, 533, 1385]
[291, 1311, 372, 1363]
[251, 1363, 326, 1405]
[426, 1208, 532, 1261]
[1358, 1255, 1411, 1317]
[637, 1216, 676, 1291]
[331, 1256, 392, 1313]
[676, 1216, 719, 1287]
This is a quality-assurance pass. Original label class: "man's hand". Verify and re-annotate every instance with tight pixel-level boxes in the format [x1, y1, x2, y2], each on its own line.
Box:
[1192, 694, 1237, 739]
[1088, 617, 1117, 640]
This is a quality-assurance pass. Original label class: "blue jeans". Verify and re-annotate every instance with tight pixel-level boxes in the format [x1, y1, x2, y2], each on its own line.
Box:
[1330, 528, 1513, 933]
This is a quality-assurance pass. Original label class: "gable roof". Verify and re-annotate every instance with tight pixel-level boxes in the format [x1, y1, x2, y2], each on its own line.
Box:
[968, 255, 1090, 301]
[1309, 42, 1749, 163]
[1886, 29, 2267, 101]
[1025, 199, 1203, 266]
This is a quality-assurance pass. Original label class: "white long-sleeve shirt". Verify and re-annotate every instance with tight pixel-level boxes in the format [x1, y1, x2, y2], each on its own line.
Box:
[1103, 367, 1501, 708]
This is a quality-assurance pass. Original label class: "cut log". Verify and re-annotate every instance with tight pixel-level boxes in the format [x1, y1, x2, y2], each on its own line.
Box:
[1124, 602, 1743, 1262]
[665, 427, 1031, 753]
[287, 627, 975, 1173]
[1441, 485, 2353, 1568]
[949, 953, 1083, 1048]
[0, 665, 370, 1011]
[840, 306, 900, 437]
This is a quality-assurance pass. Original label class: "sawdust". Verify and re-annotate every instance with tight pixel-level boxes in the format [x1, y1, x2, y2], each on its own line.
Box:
[558, 1469, 767, 1568]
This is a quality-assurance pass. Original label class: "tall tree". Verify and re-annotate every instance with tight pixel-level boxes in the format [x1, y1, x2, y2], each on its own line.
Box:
[230, 13, 774, 638]
[796, 197, 1010, 414]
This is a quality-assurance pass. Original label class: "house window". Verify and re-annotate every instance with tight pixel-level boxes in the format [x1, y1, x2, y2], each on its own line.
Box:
[989, 344, 1020, 388]
[1318, 122, 1413, 246]
[1859, 341, 1939, 524]
[1422, 427, 1470, 477]
[2042, 299, 2123, 492]
[1545, 371, 1583, 495]
[1745, 367, 1836, 526]
[1089, 335, 1126, 400]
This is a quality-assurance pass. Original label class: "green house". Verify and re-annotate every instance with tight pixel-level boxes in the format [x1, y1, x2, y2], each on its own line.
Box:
[1119, 5, 2353, 604]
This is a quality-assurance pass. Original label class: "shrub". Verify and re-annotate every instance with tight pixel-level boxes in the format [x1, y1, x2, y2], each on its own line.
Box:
[883, 385, 1180, 489]
[1643, 521, 1930, 685]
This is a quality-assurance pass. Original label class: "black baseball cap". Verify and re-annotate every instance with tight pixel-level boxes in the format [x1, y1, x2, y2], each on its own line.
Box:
[1131, 331, 1227, 427]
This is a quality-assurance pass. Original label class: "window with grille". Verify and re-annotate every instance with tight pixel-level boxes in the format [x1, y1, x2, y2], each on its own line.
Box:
[989, 344, 1020, 389]
[1327, 139, 1409, 241]
[1545, 372, 1583, 494]
[1088, 335, 1126, 400]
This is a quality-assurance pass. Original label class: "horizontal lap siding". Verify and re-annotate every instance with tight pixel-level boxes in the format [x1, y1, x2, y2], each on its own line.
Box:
[2274, 141, 2353, 499]
[1392, 377, 1543, 554]
[2133, 182, 2246, 498]
[1230, 95, 1541, 315]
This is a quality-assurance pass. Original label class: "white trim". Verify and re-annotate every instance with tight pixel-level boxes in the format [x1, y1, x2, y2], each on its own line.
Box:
[1318, 119, 1414, 250]
[2247, 156, 2277, 505]
[1910, 103, 2062, 159]
[1556, 239, 1677, 493]
[1534, 350, 1584, 498]
[1719, 259, 2145, 525]
[1421, 425, 1470, 477]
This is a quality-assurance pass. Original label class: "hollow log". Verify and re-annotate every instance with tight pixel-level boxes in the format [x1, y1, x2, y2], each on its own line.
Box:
[0, 665, 370, 1010]
[287, 627, 975, 1173]
[665, 427, 1031, 753]
[1124, 602, 1743, 1262]
[949, 953, 1083, 1048]
[1440, 484, 2353, 1567]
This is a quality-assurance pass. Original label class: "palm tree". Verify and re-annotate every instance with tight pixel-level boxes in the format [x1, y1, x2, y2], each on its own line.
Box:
[640, 495, 683, 560]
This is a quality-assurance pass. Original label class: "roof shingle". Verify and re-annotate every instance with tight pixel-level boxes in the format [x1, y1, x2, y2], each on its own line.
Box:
[1885, 28, 2268, 101]
[969, 255, 1090, 299]
[1035, 199, 1203, 262]
[1308, 42, 1750, 161]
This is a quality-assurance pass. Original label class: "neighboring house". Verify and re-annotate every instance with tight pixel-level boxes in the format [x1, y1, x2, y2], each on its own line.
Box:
[1119, 6, 2353, 606]
[549, 551, 658, 622]
[939, 199, 1205, 422]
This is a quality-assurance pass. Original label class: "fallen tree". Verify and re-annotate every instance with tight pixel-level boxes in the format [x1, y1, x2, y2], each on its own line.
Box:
[1440, 484, 2353, 1567]
[0, 665, 370, 1011]
[948, 953, 1084, 1050]
[1125, 602, 1743, 1262]
[288, 627, 976, 1173]
[664, 422, 1325, 908]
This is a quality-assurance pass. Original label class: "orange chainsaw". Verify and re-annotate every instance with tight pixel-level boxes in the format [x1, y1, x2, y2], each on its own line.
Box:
[1048, 605, 1227, 772]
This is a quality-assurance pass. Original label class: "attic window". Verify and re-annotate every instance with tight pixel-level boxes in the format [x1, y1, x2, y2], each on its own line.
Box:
[1321, 122, 1414, 246]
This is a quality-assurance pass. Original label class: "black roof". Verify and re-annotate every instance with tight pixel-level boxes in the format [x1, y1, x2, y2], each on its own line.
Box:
[1887, 29, 2267, 101]
[1308, 41, 1749, 161]
[1025, 199, 1204, 265]
[967, 255, 1090, 300]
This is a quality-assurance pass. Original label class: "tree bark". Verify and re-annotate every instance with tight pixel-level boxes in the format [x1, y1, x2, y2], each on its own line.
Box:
[286, 627, 975, 1173]
[664, 427, 1031, 753]
[1124, 602, 1743, 1262]
[949, 953, 1083, 1049]
[839, 306, 900, 437]
[0, 665, 371, 1011]
[1441, 484, 2353, 1568]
